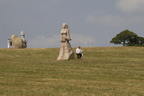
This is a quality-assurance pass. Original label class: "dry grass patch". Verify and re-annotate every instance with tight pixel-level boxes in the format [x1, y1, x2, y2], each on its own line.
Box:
[0, 47, 144, 96]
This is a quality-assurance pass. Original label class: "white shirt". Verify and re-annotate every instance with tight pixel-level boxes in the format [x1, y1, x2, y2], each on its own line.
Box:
[7, 40, 10, 48]
[76, 48, 83, 54]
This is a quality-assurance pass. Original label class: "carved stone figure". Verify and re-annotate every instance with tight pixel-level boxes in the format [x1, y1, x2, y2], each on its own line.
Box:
[10, 31, 27, 48]
[20, 31, 27, 48]
[11, 35, 23, 48]
[57, 23, 74, 60]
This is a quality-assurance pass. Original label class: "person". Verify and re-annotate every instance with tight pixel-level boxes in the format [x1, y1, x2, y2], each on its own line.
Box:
[76, 46, 83, 59]
[7, 39, 12, 48]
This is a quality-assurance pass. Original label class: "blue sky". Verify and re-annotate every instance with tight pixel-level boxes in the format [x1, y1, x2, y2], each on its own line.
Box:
[0, 0, 144, 48]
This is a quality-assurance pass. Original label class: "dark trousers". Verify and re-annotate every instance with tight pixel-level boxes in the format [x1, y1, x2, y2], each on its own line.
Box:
[76, 53, 82, 59]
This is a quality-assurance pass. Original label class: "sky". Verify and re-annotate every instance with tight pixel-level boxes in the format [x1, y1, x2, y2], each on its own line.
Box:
[0, 0, 144, 48]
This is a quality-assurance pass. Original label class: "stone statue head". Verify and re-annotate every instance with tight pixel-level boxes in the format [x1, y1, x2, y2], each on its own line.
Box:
[62, 23, 68, 29]
[20, 31, 25, 37]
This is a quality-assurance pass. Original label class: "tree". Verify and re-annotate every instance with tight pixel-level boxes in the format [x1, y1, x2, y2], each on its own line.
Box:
[137, 36, 144, 45]
[110, 30, 138, 46]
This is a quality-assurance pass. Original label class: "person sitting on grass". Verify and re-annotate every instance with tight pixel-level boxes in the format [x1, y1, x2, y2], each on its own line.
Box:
[76, 46, 83, 59]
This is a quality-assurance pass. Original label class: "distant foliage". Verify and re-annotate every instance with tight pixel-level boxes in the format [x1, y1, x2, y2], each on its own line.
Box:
[110, 29, 144, 46]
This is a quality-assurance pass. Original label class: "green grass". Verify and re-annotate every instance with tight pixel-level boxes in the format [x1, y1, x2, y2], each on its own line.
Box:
[0, 47, 144, 96]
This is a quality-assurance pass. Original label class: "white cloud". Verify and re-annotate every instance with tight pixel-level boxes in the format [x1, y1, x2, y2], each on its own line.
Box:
[28, 34, 96, 48]
[71, 34, 96, 47]
[116, 0, 144, 13]
[86, 15, 144, 27]
[28, 35, 60, 48]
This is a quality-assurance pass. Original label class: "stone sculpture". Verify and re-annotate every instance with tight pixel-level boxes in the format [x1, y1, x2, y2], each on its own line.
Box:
[10, 31, 27, 48]
[10, 35, 23, 48]
[20, 31, 27, 48]
[57, 23, 74, 60]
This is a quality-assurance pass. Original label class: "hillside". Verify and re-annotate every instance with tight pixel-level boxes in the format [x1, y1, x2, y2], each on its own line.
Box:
[0, 47, 144, 96]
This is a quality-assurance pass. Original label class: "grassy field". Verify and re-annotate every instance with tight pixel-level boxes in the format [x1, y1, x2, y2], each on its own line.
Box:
[0, 47, 144, 96]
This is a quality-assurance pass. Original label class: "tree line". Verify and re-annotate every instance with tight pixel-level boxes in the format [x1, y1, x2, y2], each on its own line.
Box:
[110, 29, 144, 46]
